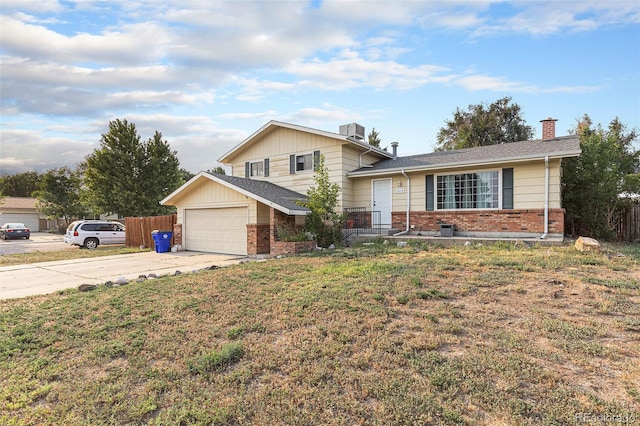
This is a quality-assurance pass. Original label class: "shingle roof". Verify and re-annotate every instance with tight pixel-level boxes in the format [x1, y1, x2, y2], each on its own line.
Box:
[348, 135, 581, 176]
[205, 173, 310, 215]
[0, 197, 38, 210]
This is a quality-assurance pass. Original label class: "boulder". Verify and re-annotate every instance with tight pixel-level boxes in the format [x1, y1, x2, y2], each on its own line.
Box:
[575, 236, 601, 252]
[78, 284, 97, 292]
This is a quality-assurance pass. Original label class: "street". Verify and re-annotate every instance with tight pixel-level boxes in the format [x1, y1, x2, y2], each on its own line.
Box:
[0, 232, 70, 255]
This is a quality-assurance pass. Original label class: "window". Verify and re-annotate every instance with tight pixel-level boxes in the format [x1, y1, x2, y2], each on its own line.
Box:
[250, 161, 264, 177]
[245, 159, 269, 178]
[436, 171, 499, 210]
[296, 154, 313, 171]
[289, 151, 320, 174]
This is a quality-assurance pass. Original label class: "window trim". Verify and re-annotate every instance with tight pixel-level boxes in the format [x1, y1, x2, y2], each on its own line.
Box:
[250, 161, 264, 177]
[433, 169, 502, 211]
[289, 150, 320, 174]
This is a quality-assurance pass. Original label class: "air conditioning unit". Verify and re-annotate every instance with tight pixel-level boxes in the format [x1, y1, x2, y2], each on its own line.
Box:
[339, 123, 365, 140]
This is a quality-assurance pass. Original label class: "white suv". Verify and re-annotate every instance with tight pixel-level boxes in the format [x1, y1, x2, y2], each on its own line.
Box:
[64, 220, 126, 249]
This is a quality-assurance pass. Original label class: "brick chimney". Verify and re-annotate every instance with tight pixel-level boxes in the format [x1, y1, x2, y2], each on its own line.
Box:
[540, 117, 558, 140]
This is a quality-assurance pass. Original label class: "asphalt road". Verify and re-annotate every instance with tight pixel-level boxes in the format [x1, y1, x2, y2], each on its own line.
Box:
[0, 232, 69, 255]
[0, 233, 249, 299]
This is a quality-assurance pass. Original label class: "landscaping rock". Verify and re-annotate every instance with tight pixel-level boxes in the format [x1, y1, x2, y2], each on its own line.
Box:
[115, 276, 129, 285]
[78, 284, 97, 292]
[575, 236, 601, 253]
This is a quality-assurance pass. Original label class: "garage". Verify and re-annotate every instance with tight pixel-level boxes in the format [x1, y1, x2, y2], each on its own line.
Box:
[0, 213, 40, 232]
[184, 207, 248, 255]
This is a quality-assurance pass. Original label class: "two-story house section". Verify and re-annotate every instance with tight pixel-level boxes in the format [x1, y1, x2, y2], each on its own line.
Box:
[161, 118, 581, 256]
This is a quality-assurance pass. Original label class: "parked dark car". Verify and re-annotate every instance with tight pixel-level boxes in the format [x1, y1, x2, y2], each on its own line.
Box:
[0, 223, 31, 240]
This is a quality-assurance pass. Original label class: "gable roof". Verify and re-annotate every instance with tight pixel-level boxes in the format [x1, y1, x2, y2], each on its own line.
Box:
[0, 197, 38, 210]
[347, 135, 581, 176]
[219, 120, 392, 163]
[161, 172, 310, 215]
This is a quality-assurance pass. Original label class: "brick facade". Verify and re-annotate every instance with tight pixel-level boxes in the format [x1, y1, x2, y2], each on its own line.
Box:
[392, 208, 565, 235]
[245, 208, 316, 257]
[246, 224, 270, 255]
[173, 223, 182, 246]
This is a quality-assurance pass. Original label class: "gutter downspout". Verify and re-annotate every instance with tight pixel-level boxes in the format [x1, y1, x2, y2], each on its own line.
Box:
[540, 156, 549, 239]
[393, 169, 411, 236]
[359, 146, 374, 168]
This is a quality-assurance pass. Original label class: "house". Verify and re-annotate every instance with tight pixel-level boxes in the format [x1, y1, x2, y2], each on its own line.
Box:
[0, 197, 44, 231]
[161, 118, 581, 256]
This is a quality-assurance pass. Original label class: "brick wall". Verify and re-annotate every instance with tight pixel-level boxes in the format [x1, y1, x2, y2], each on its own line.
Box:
[173, 223, 182, 246]
[392, 208, 565, 235]
[246, 224, 270, 255]
[269, 207, 316, 256]
[271, 240, 317, 256]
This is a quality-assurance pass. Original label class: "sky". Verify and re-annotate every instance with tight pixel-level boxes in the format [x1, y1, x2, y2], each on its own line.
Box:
[1, 0, 639, 176]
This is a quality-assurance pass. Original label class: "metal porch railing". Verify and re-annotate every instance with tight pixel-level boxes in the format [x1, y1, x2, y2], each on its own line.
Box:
[343, 207, 382, 238]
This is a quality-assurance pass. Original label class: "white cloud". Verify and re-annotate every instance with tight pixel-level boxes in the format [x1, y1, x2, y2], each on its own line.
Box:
[0, 129, 97, 174]
[455, 74, 601, 94]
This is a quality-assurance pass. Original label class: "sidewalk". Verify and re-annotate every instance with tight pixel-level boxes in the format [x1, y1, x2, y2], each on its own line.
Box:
[0, 251, 248, 300]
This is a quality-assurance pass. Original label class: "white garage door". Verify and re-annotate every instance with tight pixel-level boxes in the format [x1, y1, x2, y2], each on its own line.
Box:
[0, 213, 39, 231]
[185, 207, 248, 255]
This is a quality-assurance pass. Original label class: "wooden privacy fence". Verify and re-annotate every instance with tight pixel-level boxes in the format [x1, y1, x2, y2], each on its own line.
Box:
[125, 215, 177, 248]
[617, 203, 640, 242]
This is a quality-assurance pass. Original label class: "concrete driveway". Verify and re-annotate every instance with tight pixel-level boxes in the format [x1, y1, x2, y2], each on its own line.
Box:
[0, 250, 248, 300]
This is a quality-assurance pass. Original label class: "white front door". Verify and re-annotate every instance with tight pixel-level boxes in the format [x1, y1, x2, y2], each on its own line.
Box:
[372, 179, 392, 228]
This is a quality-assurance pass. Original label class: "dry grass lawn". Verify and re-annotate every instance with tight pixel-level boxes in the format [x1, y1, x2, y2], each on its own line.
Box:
[1, 241, 638, 425]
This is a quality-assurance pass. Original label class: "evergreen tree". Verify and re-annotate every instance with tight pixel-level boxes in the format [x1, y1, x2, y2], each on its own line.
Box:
[367, 128, 382, 148]
[82, 119, 182, 217]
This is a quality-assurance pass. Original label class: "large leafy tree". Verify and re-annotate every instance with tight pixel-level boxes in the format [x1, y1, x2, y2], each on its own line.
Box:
[33, 167, 84, 228]
[562, 115, 639, 239]
[436, 97, 534, 151]
[0, 171, 40, 197]
[302, 154, 345, 247]
[82, 119, 183, 217]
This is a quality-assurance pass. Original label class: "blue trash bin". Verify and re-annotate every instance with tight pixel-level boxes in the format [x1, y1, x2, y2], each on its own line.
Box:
[152, 230, 173, 253]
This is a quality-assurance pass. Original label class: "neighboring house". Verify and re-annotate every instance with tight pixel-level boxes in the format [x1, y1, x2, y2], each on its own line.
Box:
[0, 197, 44, 231]
[161, 118, 581, 256]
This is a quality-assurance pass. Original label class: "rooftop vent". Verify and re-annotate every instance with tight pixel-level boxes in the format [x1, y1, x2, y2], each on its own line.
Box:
[339, 123, 365, 141]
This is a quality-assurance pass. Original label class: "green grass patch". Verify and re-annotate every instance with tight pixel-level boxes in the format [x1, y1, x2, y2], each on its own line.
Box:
[187, 342, 244, 375]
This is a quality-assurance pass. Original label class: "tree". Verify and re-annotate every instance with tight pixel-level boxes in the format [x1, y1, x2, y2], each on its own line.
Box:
[33, 167, 84, 229]
[82, 119, 183, 217]
[367, 128, 382, 148]
[436, 97, 534, 151]
[562, 115, 639, 239]
[0, 171, 40, 197]
[301, 154, 345, 247]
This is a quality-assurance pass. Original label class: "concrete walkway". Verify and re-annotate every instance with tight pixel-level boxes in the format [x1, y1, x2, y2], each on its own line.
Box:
[0, 251, 248, 300]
